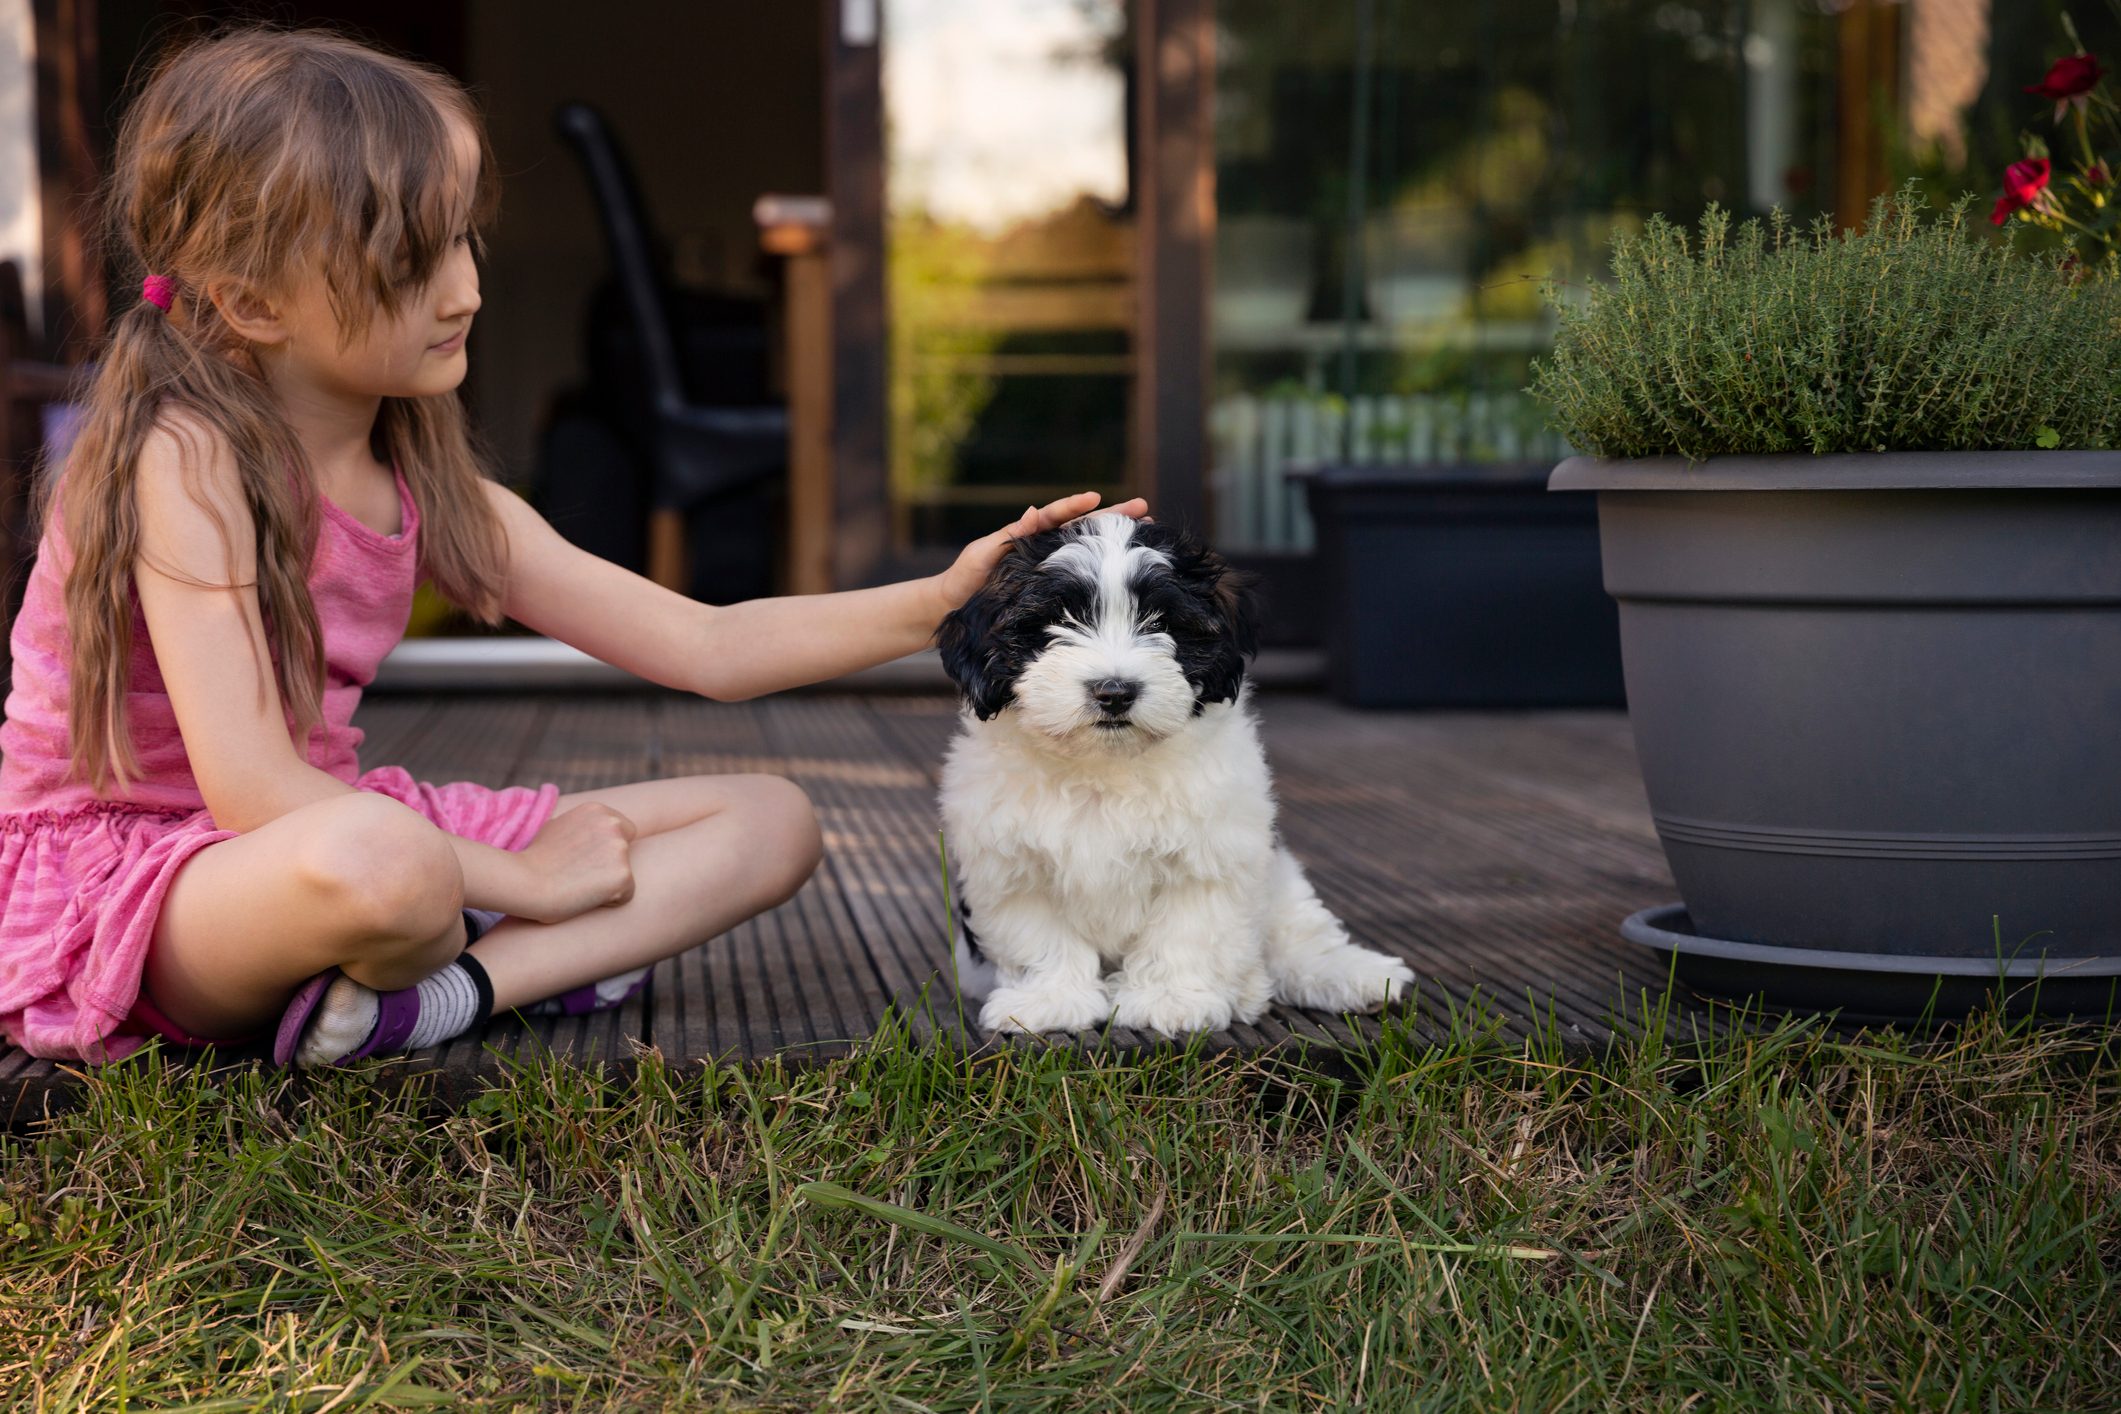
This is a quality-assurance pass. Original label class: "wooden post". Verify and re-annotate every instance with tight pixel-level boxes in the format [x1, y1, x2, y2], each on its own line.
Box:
[646, 509, 687, 594]
[30, 0, 103, 363]
[1135, 0, 1214, 534]
[826, 0, 889, 587]
[1835, 0, 1902, 228]
[757, 195, 836, 595]
[0, 261, 73, 678]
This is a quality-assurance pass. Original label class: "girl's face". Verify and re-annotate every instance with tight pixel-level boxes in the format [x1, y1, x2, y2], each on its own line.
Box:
[242, 117, 484, 405]
[268, 236, 480, 403]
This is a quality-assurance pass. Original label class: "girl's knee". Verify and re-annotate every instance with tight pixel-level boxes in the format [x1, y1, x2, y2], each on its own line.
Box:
[734, 775, 821, 900]
[767, 776, 823, 872]
[297, 793, 463, 942]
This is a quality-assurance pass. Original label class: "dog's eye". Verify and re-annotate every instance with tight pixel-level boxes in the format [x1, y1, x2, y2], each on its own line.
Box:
[1148, 589, 1218, 635]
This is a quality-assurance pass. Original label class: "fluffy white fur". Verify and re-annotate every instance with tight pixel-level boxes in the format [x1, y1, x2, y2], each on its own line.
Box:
[939, 516, 1413, 1037]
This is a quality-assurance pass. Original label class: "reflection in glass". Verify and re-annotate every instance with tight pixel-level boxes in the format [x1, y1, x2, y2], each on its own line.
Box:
[883, 0, 1136, 551]
[1208, 0, 2117, 552]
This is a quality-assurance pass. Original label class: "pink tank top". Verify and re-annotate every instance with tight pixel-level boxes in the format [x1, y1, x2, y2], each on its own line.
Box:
[0, 464, 421, 818]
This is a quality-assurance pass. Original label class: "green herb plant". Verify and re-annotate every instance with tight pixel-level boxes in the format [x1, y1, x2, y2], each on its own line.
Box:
[1528, 183, 2121, 460]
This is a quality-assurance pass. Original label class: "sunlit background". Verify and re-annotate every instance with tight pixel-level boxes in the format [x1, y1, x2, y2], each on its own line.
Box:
[881, 0, 2109, 556]
[0, 0, 2109, 606]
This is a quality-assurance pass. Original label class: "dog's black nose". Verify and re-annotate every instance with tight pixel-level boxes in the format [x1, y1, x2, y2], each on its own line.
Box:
[1090, 678, 1140, 715]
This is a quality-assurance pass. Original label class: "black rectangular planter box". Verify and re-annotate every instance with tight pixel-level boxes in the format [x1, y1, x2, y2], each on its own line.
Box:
[1302, 463, 1625, 708]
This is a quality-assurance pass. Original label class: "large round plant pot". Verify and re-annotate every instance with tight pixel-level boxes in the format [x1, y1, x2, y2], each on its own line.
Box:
[1550, 451, 2121, 1020]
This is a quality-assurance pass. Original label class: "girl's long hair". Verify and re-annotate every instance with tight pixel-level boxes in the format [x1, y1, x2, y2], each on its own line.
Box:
[46, 26, 507, 793]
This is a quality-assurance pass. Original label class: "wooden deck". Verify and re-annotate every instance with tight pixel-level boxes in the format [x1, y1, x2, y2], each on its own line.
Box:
[3, 693, 1692, 1121]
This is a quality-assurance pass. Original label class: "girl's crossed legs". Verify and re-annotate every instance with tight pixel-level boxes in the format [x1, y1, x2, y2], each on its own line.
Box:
[143, 774, 822, 1044]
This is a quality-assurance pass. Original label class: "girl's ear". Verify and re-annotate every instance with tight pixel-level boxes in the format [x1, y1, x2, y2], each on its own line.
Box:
[205, 278, 289, 347]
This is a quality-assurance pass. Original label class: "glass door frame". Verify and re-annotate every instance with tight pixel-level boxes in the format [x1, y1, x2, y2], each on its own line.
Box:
[824, 0, 1213, 588]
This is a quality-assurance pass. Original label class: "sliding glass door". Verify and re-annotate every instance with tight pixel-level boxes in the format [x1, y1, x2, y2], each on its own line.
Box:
[881, 0, 1139, 553]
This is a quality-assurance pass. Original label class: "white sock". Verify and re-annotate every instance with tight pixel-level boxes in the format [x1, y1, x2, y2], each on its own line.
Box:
[590, 965, 650, 1006]
[296, 976, 381, 1067]
[402, 962, 485, 1049]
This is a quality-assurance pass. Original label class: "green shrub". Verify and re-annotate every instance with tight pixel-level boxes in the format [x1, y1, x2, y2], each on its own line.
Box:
[1527, 184, 2121, 459]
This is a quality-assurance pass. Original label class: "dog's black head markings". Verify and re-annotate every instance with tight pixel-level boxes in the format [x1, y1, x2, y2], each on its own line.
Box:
[936, 516, 1262, 729]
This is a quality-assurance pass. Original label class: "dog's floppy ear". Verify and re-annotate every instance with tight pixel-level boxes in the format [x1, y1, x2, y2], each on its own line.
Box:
[1139, 521, 1262, 707]
[936, 534, 1059, 720]
[1192, 544, 1262, 706]
[937, 574, 1016, 720]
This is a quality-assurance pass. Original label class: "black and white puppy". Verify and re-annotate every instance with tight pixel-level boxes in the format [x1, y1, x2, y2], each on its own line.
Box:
[936, 513, 1413, 1037]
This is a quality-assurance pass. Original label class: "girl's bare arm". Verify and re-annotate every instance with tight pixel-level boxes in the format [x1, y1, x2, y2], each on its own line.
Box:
[483, 480, 1145, 700]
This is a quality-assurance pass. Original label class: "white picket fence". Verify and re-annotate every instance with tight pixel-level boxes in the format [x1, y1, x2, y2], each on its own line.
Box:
[1208, 391, 1572, 551]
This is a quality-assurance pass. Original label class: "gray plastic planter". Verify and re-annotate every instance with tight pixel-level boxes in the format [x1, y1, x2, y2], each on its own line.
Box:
[1551, 451, 2121, 1019]
[1303, 464, 1624, 708]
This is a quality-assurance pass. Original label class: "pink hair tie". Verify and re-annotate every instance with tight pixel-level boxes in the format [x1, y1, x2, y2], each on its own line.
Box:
[140, 274, 176, 312]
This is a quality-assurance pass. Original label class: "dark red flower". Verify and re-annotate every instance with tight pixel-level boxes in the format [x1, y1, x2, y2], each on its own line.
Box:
[1992, 157, 2053, 225]
[2027, 53, 2104, 101]
[2090, 162, 2110, 185]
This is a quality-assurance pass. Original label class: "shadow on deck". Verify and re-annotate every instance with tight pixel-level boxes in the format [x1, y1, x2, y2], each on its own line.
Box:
[4, 693, 1695, 1121]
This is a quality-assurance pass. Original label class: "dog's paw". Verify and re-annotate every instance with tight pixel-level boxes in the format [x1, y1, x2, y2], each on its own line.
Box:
[978, 982, 1111, 1035]
[1271, 944, 1413, 1014]
[949, 934, 998, 1001]
[1107, 980, 1264, 1038]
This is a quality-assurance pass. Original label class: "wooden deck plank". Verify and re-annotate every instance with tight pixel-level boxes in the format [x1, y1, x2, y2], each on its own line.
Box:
[1266, 721, 1667, 940]
[6, 692, 1732, 1117]
[757, 697, 956, 1046]
[772, 861, 870, 1059]
[521, 695, 662, 793]
[734, 910, 803, 1060]
[390, 695, 553, 787]
[348, 696, 443, 771]
[1282, 799, 1647, 1032]
[649, 952, 686, 1068]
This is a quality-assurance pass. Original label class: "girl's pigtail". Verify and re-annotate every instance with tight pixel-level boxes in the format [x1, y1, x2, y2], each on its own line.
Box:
[52, 284, 327, 794]
[52, 297, 181, 794]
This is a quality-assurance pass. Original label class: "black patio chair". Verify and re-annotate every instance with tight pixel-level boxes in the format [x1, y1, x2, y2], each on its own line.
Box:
[545, 102, 788, 600]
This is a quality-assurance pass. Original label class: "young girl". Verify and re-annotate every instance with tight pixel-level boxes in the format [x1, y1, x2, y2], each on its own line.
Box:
[0, 27, 1142, 1068]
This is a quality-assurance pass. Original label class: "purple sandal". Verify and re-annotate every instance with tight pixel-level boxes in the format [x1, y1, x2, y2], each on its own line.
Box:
[529, 965, 651, 1018]
[273, 910, 496, 1067]
[272, 967, 426, 1067]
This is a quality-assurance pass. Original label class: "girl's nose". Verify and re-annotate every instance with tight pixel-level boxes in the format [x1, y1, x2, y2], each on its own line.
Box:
[437, 246, 482, 318]
[438, 279, 481, 320]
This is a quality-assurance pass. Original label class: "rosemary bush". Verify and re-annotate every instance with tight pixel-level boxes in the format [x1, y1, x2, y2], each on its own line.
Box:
[1528, 185, 2121, 459]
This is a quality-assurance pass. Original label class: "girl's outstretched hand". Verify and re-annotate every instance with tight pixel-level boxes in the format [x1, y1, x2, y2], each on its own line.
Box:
[510, 802, 639, 924]
[934, 492, 1151, 613]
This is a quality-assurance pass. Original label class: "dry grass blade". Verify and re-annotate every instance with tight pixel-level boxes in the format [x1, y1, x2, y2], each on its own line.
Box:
[1096, 1185, 1167, 1303]
[796, 1179, 1038, 1273]
[1174, 1229, 1562, 1261]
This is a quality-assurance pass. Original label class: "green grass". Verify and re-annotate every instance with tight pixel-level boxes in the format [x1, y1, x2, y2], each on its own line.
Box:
[4, 1003, 2117, 1411]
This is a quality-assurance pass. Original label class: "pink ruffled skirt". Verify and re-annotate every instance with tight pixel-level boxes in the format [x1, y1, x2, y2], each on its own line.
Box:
[0, 766, 560, 1062]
